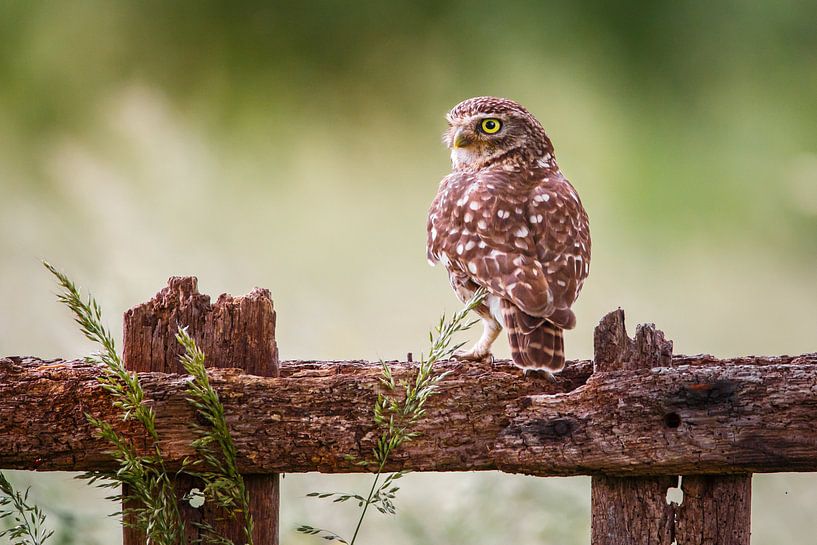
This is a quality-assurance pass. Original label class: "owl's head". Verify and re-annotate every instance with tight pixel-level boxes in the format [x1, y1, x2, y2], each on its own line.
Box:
[443, 96, 554, 171]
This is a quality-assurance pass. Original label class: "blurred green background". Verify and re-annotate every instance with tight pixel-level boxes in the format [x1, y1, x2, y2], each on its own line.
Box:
[1, 1, 816, 543]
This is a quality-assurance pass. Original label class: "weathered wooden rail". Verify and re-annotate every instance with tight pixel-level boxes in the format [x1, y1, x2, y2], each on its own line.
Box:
[3, 352, 817, 476]
[1, 276, 815, 544]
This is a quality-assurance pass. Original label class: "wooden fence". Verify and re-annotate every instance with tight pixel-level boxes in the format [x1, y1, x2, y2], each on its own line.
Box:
[2, 276, 816, 544]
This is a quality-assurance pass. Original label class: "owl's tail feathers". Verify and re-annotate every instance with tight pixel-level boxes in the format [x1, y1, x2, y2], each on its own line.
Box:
[501, 300, 565, 372]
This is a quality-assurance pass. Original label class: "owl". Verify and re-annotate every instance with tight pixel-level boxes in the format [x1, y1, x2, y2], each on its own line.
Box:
[426, 96, 591, 374]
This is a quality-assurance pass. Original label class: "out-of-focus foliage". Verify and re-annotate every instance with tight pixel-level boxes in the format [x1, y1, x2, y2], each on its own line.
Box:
[1, 1, 816, 248]
[0, 2, 816, 544]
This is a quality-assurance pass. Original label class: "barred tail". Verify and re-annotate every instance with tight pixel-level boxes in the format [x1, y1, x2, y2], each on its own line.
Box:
[501, 299, 565, 372]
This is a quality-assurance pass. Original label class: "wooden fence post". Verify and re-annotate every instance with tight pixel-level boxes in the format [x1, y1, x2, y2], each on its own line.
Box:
[590, 309, 752, 545]
[122, 276, 280, 545]
[590, 309, 676, 545]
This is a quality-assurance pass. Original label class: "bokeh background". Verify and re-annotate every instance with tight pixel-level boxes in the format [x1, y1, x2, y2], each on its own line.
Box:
[1, 1, 817, 543]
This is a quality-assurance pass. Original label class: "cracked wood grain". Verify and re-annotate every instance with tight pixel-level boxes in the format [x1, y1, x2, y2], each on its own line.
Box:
[1, 351, 816, 476]
[676, 474, 751, 545]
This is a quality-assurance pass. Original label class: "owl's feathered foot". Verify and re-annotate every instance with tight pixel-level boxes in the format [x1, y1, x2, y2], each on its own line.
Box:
[452, 317, 501, 365]
[452, 347, 494, 364]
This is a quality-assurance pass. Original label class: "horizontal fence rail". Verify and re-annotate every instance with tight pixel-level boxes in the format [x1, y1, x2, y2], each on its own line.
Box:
[2, 352, 815, 476]
[3, 276, 813, 545]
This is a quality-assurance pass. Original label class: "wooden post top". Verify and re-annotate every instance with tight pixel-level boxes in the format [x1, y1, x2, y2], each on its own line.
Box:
[123, 276, 278, 376]
[593, 308, 673, 372]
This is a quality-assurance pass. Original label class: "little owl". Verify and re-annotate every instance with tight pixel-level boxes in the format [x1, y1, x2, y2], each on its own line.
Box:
[426, 96, 591, 373]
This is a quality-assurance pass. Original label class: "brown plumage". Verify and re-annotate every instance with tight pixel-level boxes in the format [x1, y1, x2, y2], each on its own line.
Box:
[426, 96, 591, 373]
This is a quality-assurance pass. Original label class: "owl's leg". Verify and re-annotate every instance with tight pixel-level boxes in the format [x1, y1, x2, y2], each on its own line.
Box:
[453, 317, 501, 363]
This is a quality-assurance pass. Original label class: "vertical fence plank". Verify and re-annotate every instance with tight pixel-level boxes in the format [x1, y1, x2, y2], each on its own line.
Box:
[590, 309, 676, 545]
[591, 475, 676, 544]
[675, 475, 751, 545]
[122, 276, 279, 545]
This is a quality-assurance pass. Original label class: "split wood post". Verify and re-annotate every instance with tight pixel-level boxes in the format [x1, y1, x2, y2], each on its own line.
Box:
[590, 309, 676, 544]
[122, 276, 280, 545]
[590, 309, 751, 545]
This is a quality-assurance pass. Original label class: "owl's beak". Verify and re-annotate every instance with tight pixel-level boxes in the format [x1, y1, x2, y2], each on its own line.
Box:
[452, 129, 472, 149]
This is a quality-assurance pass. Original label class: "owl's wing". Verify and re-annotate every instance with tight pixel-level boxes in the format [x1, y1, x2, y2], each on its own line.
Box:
[430, 169, 590, 324]
[429, 170, 551, 317]
[528, 173, 591, 328]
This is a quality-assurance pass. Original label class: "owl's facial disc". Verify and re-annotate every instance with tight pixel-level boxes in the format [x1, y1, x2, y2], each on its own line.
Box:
[443, 96, 556, 171]
[446, 114, 511, 169]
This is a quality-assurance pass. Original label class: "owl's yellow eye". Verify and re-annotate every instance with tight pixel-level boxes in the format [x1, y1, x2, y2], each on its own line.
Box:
[479, 118, 502, 134]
